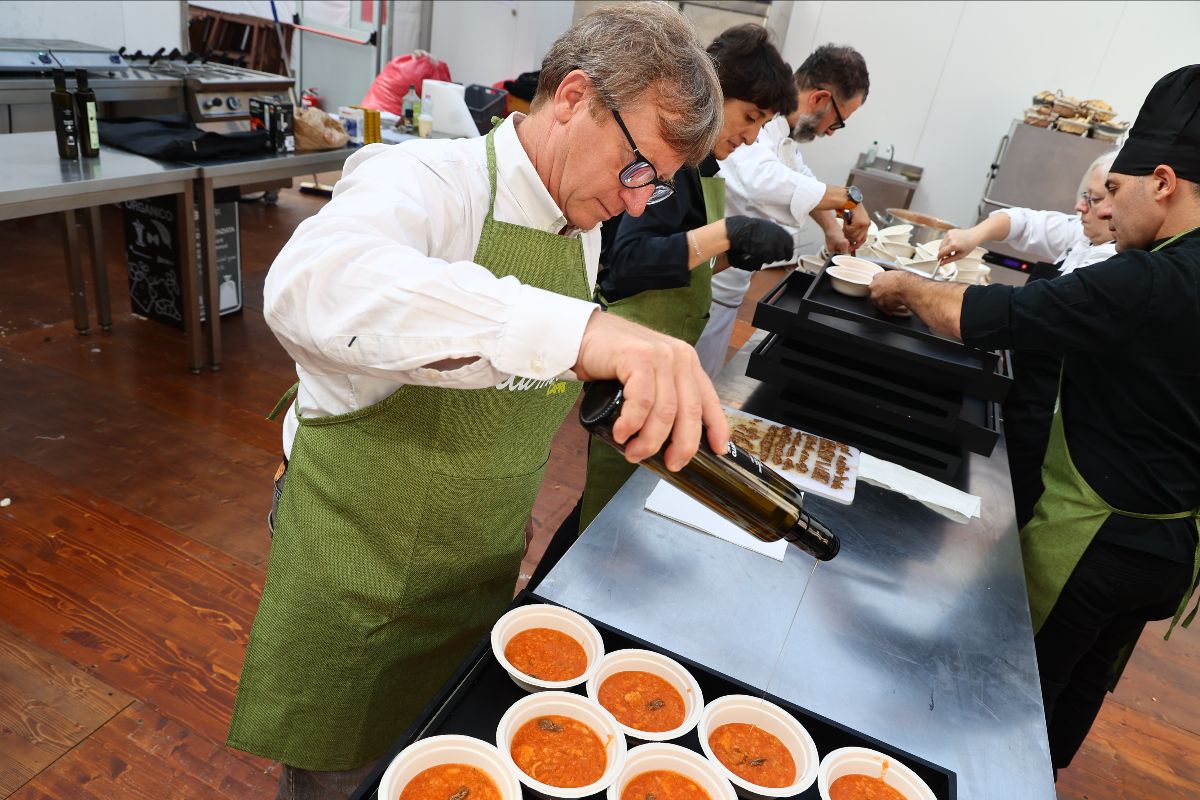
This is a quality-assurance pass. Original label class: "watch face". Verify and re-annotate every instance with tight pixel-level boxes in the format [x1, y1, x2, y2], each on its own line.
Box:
[847, 185, 863, 204]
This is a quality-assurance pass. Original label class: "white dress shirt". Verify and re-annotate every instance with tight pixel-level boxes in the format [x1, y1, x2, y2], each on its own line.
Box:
[711, 116, 826, 305]
[264, 115, 600, 456]
[993, 207, 1116, 275]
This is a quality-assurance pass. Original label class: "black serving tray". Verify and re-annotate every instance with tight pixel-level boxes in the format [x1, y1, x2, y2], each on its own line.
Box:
[753, 270, 1012, 403]
[353, 593, 957, 800]
[749, 334, 1000, 456]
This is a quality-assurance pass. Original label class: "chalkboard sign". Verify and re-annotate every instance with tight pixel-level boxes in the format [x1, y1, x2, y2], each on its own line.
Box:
[122, 195, 242, 328]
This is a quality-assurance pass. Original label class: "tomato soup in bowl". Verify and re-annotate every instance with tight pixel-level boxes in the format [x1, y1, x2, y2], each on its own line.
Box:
[697, 695, 819, 799]
[586, 649, 704, 742]
[492, 604, 604, 692]
[606, 742, 736, 800]
[496, 690, 627, 799]
[378, 735, 522, 800]
[817, 747, 935, 800]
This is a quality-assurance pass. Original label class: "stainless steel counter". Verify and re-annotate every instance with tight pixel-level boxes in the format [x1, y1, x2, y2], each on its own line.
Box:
[539, 331, 1055, 800]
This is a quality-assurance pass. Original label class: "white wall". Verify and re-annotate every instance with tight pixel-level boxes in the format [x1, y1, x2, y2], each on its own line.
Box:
[430, 0, 575, 87]
[0, 0, 184, 53]
[779, 0, 1200, 225]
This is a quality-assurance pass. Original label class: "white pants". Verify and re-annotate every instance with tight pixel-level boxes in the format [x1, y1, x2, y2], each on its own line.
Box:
[695, 300, 741, 379]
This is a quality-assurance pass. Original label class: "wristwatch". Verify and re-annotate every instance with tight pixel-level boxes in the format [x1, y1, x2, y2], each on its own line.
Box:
[841, 185, 863, 214]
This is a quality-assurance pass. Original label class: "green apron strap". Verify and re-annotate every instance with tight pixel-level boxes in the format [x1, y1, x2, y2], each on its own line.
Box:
[267, 382, 299, 421]
[1164, 514, 1200, 640]
[484, 127, 500, 223]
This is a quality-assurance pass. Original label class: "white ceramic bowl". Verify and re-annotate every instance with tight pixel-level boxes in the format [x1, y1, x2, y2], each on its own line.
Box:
[876, 224, 913, 242]
[953, 264, 991, 285]
[830, 255, 885, 275]
[826, 266, 876, 297]
[606, 742, 737, 800]
[585, 649, 705, 742]
[875, 240, 917, 260]
[696, 695, 820, 799]
[492, 604, 605, 692]
[497, 690, 628, 799]
[379, 735, 523, 800]
[817, 747, 936, 800]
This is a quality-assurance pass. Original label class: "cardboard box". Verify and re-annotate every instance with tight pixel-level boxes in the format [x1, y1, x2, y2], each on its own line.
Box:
[250, 95, 295, 153]
[122, 194, 242, 328]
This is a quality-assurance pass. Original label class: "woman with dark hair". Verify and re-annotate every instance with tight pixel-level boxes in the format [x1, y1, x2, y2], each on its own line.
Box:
[577, 23, 799, 530]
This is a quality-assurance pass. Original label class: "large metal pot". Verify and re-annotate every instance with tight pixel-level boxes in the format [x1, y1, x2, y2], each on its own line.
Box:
[874, 208, 960, 245]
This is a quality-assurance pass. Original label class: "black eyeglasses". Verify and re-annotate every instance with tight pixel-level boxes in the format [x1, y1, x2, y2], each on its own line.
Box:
[612, 108, 674, 204]
[825, 91, 846, 133]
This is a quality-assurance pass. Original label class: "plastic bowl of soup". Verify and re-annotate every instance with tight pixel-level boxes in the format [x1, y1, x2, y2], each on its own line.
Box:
[817, 747, 935, 800]
[586, 649, 704, 742]
[379, 734, 523, 800]
[697, 695, 819, 800]
[492, 604, 605, 692]
[497, 690, 627, 799]
[607, 742, 736, 800]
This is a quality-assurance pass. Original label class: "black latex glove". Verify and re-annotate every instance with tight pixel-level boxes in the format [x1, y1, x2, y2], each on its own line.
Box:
[725, 215, 794, 270]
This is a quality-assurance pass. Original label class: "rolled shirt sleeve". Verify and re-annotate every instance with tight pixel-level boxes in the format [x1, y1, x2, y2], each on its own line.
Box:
[960, 250, 1156, 354]
[994, 207, 1082, 263]
[264, 135, 598, 391]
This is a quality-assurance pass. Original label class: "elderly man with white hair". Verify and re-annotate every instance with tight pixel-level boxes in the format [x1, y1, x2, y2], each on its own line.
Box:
[938, 151, 1118, 528]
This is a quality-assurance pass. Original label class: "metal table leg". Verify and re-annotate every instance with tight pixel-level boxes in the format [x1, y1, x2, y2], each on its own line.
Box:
[84, 206, 112, 331]
[175, 187, 203, 374]
[197, 177, 222, 371]
[61, 209, 90, 334]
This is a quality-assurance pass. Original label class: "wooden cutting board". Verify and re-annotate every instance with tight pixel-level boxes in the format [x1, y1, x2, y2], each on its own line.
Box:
[725, 406, 859, 505]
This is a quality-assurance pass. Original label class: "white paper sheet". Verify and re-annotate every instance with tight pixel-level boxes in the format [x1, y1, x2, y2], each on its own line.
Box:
[644, 481, 789, 561]
[857, 453, 982, 523]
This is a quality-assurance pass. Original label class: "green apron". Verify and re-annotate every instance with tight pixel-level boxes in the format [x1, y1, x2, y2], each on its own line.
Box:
[579, 175, 725, 530]
[1022, 230, 1200, 642]
[227, 127, 590, 771]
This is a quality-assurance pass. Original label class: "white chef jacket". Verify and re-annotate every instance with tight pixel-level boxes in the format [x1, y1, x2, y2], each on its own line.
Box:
[992, 207, 1116, 275]
[264, 115, 601, 456]
[711, 116, 826, 305]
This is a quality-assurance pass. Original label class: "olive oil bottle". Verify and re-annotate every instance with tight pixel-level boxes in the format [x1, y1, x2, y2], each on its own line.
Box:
[580, 381, 840, 561]
[74, 69, 100, 158]
[50, 69, 78, 159]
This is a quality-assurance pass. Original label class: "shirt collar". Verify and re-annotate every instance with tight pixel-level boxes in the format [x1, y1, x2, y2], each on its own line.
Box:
[493, 114, 572, 234]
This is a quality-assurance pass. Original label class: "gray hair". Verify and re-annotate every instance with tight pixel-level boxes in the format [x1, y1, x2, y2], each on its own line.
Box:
[1078, 150, 1118, 198]
[533, 2, 722, 165]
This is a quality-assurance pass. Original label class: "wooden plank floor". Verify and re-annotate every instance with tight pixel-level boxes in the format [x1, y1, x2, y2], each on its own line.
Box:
[1, 178, 1196, 799]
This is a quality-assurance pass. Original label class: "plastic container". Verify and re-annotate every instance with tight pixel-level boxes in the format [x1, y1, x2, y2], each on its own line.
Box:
[864, 140, 878, 167]
[607, 742, 736, 800]
[466, 84, 509, 135]
[417, 112, 433, 138]
[492, 603, 604, 692]
[696, 695, 820, 799]
[378, 734, 523, 800]
[585, 649, 704, 742]
[496, 691, 628, 799]
[817, 746, 936, 800]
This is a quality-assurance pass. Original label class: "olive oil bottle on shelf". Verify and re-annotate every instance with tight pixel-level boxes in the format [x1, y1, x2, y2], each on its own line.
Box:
[580, 380, 840, 561]
[50, 69, 78, 159]
[74, 69, 100, 158]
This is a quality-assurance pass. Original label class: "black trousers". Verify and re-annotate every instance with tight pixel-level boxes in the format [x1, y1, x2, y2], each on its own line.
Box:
[526, 496, 584, 592]
[1035, 538, 1194, 769]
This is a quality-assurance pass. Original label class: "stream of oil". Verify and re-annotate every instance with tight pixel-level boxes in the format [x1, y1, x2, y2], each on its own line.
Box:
[757, 558, 820, 711]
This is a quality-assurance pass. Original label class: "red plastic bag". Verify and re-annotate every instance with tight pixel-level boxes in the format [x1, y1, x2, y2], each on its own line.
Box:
[361, 50, 451, 114]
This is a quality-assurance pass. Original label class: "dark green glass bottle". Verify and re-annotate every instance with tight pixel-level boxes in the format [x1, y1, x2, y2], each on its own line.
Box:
[74, 69, 100, 158]
[580, 381, 839, 561]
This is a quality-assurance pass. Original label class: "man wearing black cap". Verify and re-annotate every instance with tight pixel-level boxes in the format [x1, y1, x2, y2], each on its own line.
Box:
[868, 64, 1200, 773]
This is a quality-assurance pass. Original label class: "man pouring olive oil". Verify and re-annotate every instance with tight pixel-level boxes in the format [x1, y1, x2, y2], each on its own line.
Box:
[227, 7, 730, 797]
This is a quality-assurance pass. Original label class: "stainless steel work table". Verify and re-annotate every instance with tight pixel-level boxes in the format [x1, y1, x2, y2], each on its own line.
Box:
[0, 131, 202, 367]
[187, 146, 355, 370]
[539, 330, 1056, 800]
